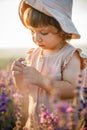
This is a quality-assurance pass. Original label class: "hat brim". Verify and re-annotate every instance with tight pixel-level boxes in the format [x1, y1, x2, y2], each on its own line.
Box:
[24, 0, 80, 39]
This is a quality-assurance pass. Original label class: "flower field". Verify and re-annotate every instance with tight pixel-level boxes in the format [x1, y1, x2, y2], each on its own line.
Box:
[0, 67, 29, 130]
[0, 69, 87, 130]
[0, 54, 29, 130]
[0, 64, 87, 130]
[0, 47, 87, 130]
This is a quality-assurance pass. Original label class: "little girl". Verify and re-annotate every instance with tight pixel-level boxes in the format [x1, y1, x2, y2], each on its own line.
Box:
[11, 0, 87, 129]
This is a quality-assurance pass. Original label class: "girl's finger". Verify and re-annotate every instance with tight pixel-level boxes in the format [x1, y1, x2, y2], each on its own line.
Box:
[12, 65, 23, 72]
[12, 70, 22, 76]
[17, 57, 25, 62]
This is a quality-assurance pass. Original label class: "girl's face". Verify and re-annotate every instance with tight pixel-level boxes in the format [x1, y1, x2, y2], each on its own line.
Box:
[29, 25, 63, 53]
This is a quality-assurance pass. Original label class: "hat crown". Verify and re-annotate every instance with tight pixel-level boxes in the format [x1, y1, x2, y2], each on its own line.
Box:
[25, 0, 73, 18]
[42, 0, 73, 18]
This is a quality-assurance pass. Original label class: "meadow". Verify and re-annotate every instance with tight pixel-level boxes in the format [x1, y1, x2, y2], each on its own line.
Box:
[0, 45, 87, 129]
[0, 48, 27, 70]
[0, 48, 29, 129]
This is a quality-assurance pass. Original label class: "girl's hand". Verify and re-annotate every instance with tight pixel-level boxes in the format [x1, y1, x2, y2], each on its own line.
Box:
[22, 66, 52, 93]
[11, 58, 30, 93]
[11, 58, 25, 76]
[11, 58, 50, 93]
[22, 66, 43, 86]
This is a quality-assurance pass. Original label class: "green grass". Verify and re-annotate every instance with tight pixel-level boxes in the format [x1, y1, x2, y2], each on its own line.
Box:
[0, 48, 27, 70]
[0, 57, 15, 70]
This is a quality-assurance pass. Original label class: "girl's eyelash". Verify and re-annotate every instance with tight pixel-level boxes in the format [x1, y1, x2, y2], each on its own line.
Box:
[40, 32, 48, 35]
[31, 30, 48, 35]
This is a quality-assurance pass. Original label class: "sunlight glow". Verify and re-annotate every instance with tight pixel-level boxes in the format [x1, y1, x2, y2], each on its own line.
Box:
[0, 0, 87, 48]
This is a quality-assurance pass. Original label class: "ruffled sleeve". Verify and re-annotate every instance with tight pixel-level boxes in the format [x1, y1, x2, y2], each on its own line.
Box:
[79, 51, 87, 69]
[62, 48, 87, 71]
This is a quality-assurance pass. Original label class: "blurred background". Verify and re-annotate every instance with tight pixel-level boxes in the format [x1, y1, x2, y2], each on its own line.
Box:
[0, 0, 87, 69]
[0, 1, 87, 128]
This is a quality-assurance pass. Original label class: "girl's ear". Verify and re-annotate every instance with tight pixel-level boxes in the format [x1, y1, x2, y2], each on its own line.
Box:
[18, 0, 29, 27]
[59, 31, 65, 37]
[59, 31, 72, 41]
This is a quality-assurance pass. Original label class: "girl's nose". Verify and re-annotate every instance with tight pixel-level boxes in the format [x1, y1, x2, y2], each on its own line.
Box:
[33, 33, 42, 43]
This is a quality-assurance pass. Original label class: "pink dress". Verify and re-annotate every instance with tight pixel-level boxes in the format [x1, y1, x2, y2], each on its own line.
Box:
[25, 44, 87, 129]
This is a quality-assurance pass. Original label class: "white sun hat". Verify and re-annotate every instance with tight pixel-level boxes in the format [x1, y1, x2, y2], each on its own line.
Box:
[23, 0, 80, 39]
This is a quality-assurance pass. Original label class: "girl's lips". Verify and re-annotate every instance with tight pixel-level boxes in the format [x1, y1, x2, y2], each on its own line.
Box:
[39, 45, 44, 47]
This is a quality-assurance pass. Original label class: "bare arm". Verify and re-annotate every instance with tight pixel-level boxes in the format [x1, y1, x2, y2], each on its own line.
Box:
[39, 52, 81, 99]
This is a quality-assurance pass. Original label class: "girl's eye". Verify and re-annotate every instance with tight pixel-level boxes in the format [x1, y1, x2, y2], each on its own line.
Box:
[40, 32, 48, 35]
[31, 30, 48, 35]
